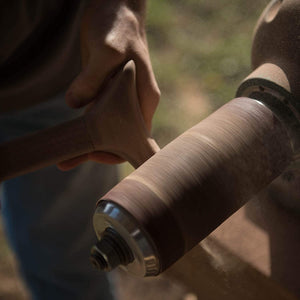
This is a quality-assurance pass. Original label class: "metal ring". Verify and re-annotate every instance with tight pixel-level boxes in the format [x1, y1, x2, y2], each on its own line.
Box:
[93, 200, 160, 277]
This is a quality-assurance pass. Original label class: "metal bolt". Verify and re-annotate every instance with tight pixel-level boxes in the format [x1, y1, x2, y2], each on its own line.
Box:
[90, 227, 134, 271]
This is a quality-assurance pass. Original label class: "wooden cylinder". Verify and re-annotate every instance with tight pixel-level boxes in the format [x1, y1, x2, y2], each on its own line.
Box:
[100, 97, 293, 271]
[0, 117, 92, 181]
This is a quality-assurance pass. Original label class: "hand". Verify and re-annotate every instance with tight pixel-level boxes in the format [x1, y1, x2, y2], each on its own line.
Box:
[59, 0, 160, 170]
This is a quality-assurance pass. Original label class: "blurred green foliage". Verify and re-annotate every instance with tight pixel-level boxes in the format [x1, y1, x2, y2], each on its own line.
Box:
[147, 0, 267, 140]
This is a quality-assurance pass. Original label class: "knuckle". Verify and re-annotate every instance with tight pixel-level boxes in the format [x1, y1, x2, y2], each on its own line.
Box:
[122, 7, 140, 31]
[103, 39, 126, 58]
[103, 8, 141, 58]
[152, 85, 161, 104]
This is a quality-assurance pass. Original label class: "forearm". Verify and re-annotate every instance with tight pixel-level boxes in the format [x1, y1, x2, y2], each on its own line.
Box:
[125, 0, 147, 20]
[85, 0, 147, 13]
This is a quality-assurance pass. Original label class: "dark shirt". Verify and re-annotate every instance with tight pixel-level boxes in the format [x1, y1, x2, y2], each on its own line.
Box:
[0, 0, 85, 113]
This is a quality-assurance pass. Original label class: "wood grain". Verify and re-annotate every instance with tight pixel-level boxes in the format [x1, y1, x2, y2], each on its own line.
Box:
[101, 97, 293, 270]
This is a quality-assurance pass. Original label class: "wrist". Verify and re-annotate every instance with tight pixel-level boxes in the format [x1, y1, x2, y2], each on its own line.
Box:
[124, 0, 147, 26]
[125, 0, 147, 13]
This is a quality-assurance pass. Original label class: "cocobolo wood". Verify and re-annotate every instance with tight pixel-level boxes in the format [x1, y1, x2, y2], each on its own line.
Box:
[100, 97, 293, 271]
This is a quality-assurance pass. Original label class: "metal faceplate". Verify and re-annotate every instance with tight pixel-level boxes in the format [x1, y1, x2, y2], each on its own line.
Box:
[93, 200, 160, 277]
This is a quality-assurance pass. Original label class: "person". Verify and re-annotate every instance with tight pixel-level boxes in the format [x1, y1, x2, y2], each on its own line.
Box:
[0, 0, 160, 299]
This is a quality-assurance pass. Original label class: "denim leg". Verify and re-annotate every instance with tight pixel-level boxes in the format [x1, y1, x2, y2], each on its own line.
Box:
[0, 95, 119, 299]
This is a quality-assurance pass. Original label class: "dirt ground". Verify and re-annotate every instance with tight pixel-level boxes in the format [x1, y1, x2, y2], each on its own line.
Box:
[0, 214, 296, 300]
[115, 270, 197, 300]
[0, 221, 29, 300]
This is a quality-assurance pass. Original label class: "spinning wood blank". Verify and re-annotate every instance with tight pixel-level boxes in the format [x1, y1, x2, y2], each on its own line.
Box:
[99, 97, 293, 271]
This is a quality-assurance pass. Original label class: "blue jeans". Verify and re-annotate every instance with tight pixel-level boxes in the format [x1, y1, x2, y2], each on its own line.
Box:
[0, 95, 118, 299]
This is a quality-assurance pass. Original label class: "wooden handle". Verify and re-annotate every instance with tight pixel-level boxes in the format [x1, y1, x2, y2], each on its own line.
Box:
[0, 117, 93, 181]
[0, 61, 159, 181]
[82, 60, 160, 168]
